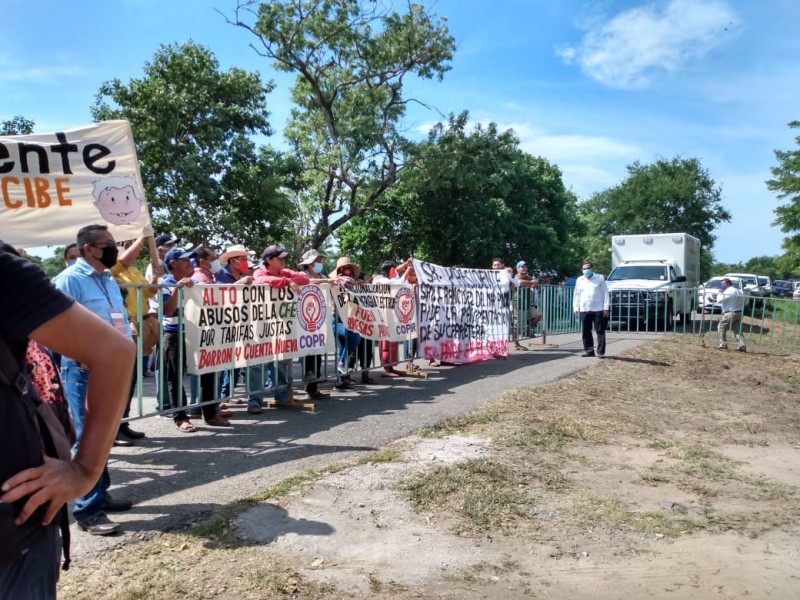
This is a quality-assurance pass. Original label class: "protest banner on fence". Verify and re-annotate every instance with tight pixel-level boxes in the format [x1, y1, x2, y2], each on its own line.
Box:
[0, 120, 153, 247]
[183, 284, 335, 375]
[413, 259, 511, 363]
[331, 283, 418, 342]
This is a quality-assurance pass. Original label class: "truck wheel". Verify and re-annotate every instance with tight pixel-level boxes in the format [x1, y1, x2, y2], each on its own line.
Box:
[665, 301, 674, 331]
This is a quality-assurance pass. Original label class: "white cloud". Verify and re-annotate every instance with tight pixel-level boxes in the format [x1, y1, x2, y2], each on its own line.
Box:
[0, 64, 86, 83]
[559, 0, 740, 89]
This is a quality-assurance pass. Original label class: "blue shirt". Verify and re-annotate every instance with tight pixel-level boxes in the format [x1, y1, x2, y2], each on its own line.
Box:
[214, 267, 238, 284]
[161, 274, 182, 333]
[54, 258, 131, 338]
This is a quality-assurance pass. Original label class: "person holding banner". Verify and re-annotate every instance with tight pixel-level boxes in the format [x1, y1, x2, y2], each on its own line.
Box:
[186, 245, 232, 426]
[215, 244, 255, 401]
[333, 257, 362, 387]
[160, 247, 203, 432]
[297, 249, 335, 399]
[374, 259, 410, 377]
[247, 245, 310, 412]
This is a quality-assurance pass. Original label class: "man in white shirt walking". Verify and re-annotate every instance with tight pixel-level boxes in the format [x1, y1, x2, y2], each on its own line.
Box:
[572, 261, 610, 358]
[717, 278, 746, 352]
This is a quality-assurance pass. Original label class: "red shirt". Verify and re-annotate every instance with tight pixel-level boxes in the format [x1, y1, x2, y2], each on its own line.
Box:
[252, 266, 310, 288]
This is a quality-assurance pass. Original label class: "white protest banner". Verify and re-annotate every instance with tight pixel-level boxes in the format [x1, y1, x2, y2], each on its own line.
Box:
[183, 284, 335, 375]
[413, 259, 510, 363]
[0, 120, 153, 247]
[331, 283, 418, 342]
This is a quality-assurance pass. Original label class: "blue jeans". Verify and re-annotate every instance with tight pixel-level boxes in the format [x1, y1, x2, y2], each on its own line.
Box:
[218, 368, 242, 398]
[334, 322, 360, 371]
[246, 361, 290, 407]
[60, 360, 110, 522]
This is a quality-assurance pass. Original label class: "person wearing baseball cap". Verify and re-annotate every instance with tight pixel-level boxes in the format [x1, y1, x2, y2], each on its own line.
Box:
[246, 245, 311, 414]
[145, 233, 179, 284]
[158, 247, 200, 432]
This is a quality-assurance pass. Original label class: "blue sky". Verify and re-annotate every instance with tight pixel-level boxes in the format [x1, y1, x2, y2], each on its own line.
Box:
[2, 0, 798, 263]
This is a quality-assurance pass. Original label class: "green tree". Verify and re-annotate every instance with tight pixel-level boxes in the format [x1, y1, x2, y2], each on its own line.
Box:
[579, 157, 731, 278]
[0, 115, 35, 135]
[766, 120, 800, 273]
[338, 113, 582, 274]
[92, 41, 294, 249]
[231, 0, 456, 250]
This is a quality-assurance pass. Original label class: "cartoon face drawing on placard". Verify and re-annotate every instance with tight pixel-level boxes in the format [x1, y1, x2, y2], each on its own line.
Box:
[92, 175, 143, 225]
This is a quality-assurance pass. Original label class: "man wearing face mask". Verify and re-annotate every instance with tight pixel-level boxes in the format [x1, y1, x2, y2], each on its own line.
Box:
[214, 244, 256, 400]
[572, 260, 610, 358]
[187, 245, 233, 424]
[53, 224, 134, 535]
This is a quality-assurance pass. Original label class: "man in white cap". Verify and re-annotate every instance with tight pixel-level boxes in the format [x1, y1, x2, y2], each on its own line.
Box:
[297, 249, 336, 399]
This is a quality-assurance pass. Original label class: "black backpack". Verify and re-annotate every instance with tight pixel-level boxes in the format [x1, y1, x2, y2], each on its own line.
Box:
[0, 334, 72, 571]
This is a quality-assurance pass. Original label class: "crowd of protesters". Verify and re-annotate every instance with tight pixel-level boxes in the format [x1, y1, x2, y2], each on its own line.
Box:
[13, 226, 577, 540]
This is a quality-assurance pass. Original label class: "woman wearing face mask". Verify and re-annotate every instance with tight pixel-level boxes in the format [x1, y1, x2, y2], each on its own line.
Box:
[63, 243, 80, 269]
[297, 249, 337, 398]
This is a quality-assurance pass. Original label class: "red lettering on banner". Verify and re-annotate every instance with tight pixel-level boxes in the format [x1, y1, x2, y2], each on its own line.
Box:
[203, 287, 219, 306]
[346, 316, 374, 337]
[197, 348, 233, 370]
[354, 305, 375, 321]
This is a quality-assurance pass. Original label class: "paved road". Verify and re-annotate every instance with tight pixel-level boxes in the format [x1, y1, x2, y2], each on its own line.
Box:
[72, 332, 655, 558]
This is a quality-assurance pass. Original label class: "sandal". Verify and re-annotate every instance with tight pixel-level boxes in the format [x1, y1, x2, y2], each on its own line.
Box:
[177, 420, 197, 433]
[383, 369, 401, 378]
[205, 414, 231, 427]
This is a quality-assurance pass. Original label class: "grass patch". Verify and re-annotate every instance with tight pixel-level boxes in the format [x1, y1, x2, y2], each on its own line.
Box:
[566, 494, 701, 536]
[419, 412, 500, 438]
[356, 447, 403, 465]
[505, 419, 609, 453]
[400, 458, 530, 530]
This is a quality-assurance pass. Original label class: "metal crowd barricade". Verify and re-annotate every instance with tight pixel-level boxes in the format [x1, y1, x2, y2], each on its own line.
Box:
[513, 282, 800, 353]
[120, 283, 301, 421]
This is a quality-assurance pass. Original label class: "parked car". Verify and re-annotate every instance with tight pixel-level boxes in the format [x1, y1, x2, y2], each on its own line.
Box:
[794, 281, 800, 302]
[757, 276, 772, 296]
[773, 280, 795, 298]
[697, 277, 746, 314]
[722, 272, 764, 297]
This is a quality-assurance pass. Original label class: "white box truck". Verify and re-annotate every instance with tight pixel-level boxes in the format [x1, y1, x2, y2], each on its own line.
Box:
[606, 233, 701, 330]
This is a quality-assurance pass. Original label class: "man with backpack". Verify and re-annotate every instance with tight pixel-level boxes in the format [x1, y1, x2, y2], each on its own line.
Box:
[0, 242, 134, 598]
[54, 224, 137, 535]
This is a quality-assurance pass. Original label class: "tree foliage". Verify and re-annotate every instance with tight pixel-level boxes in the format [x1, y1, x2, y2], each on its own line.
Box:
[0, 115, 35, 135]
[579, 157, 731, 277]
[337, 113, 583, 274]
[766, 120, 800, 272]
[92, 41, 295, 249]
[231, 0, 456, 250]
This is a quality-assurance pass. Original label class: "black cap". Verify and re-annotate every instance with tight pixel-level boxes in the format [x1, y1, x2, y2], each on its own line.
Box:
[155, 233, 179, 248]
[262, 244, 289, 261]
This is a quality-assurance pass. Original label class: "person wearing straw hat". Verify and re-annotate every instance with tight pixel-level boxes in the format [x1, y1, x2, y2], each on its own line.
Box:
[216, 244, 255, 285]
[214, 244, 255, 401]
[333, 257, 362, 387]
